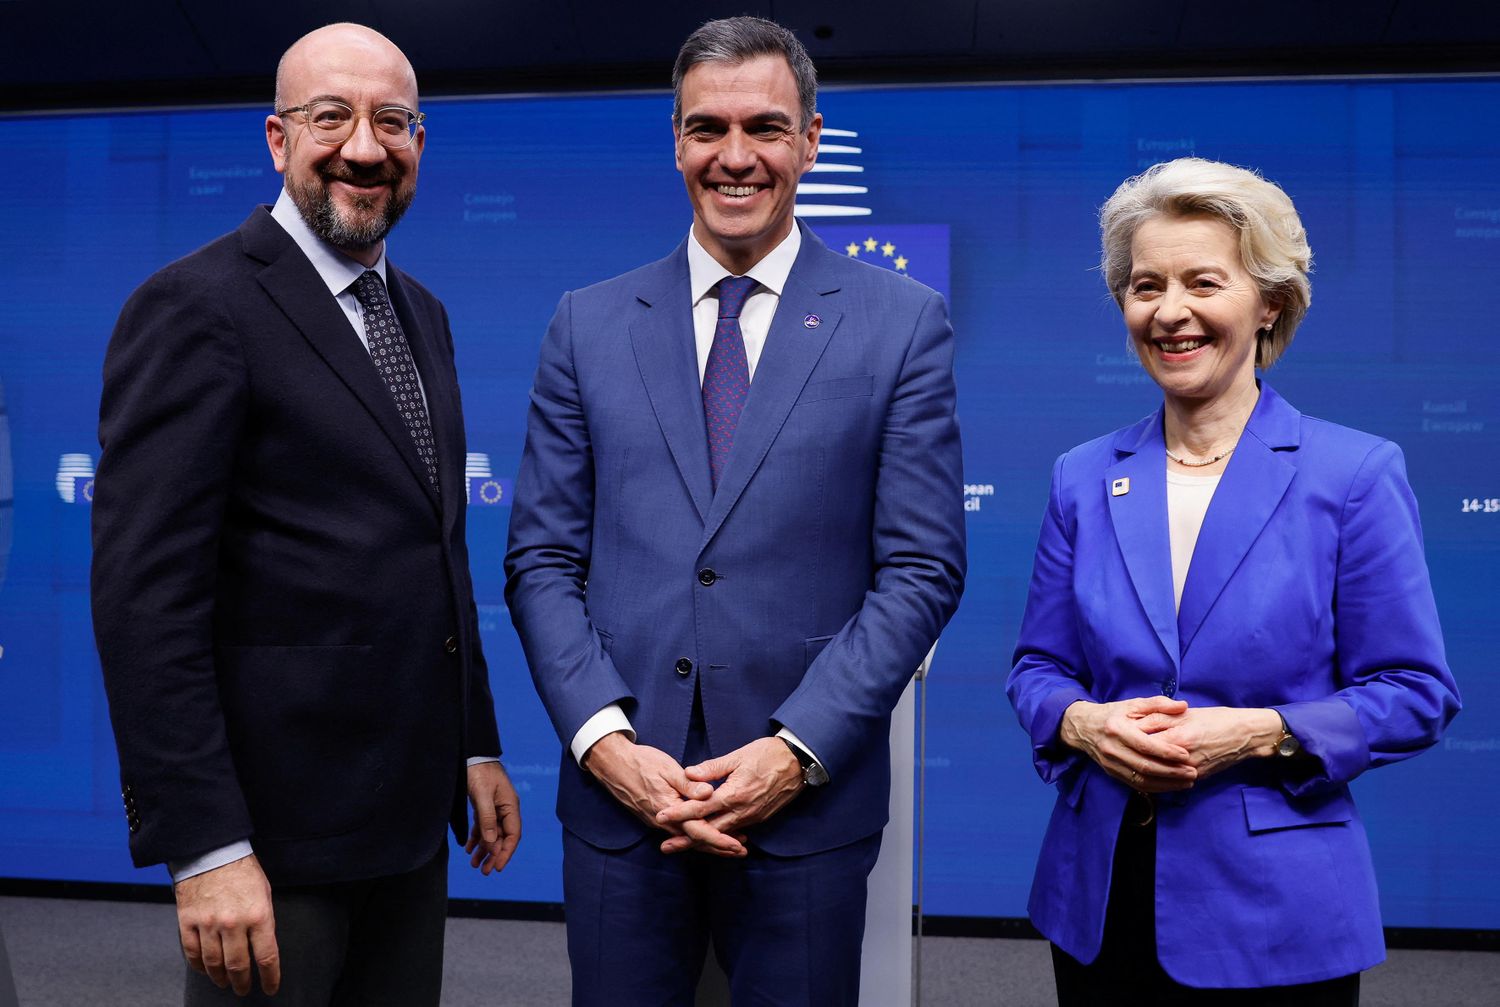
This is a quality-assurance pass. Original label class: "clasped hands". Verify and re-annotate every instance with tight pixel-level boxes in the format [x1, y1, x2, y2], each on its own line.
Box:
[1060, 696, 1285, 792]
[584, 732, 804, 857]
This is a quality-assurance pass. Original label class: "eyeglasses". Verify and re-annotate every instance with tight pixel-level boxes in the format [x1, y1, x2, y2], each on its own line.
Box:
[275, 100, 425, 150]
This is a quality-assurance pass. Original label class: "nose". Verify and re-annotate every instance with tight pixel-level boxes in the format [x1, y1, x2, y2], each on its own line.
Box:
[1156, 282, 1191, 328]
[338, 114, 388, 166]
[716, 127, 755, 173]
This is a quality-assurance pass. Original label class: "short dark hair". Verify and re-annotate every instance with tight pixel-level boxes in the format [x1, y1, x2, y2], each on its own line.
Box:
[671, 16, 818, 131]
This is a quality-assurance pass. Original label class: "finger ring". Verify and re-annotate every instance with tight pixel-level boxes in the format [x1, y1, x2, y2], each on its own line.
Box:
[1130, 769, 1141, 784]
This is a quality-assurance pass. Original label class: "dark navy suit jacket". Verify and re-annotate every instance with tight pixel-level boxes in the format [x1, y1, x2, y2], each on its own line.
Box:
[505, 225, 966, 855]
[1008, 382, 1460, 987]
[92, 207, 499, 885]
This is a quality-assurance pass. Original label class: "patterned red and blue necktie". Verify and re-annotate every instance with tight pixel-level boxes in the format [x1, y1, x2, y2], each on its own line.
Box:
[702, 275, 757, 491]
[352, 270, 440, 493]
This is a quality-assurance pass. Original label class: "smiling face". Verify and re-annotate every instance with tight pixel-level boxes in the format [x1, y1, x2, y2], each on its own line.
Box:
[1124, 214, 1280, 408]
[266, 25, 423, 264]
[674, 54, 821, 274]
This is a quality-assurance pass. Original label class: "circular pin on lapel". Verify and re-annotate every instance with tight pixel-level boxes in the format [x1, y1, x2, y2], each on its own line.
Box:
[803, 313, 821, 329]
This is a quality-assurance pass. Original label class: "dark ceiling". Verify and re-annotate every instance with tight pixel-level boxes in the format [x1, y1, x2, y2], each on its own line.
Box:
[5, 1, 1500, 112]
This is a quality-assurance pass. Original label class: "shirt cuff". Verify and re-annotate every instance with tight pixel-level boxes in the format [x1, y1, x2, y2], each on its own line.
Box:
[571, 703, 636, 766]
[466, 756, 500, 767]
[168, 840, 254, 884]
[776, 726, 827, 781]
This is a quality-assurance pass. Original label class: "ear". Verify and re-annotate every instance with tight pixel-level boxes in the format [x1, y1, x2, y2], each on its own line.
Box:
[673, 116, 684, 173]
[1260, 295, 1283, 332]
[802, 112, 823, 174]
[266, 114, 289, 175]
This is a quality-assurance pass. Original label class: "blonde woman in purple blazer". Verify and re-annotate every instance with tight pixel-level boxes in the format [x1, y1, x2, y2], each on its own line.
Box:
[1008, 158, 1459, 1004]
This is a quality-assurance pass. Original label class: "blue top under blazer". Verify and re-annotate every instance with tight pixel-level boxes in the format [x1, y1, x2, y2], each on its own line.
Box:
[1007, 381, 1460, 988]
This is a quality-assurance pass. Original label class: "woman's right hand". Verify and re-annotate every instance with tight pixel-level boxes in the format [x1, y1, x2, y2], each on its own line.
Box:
[1059, 697, 1198, 792]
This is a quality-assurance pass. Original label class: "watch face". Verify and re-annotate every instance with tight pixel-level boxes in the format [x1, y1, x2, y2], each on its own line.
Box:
[1277, 735, 1302, 758]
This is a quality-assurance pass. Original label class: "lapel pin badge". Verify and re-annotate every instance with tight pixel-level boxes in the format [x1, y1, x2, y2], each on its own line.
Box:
[803, 313, 821, 329]
[1111, 477, 1131, 497]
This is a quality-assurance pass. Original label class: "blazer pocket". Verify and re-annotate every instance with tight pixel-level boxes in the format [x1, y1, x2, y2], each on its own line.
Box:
[1241, 785, 1354, 834]
[216, 644, 383, 841]
[804, 634, 837, 668]
[799, 374, 874, 404]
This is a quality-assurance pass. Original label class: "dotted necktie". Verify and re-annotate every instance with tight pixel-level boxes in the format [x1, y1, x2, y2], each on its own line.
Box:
[352, 270, 440, 494]
[703, 275, 757, 491]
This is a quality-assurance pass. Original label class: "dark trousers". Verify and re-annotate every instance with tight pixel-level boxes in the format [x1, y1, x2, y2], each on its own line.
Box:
[1051, 793, 1360, 1006]
[184, 844, 448, 1007]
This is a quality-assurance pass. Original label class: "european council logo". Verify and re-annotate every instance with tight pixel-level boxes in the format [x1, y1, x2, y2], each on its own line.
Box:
[465, 452, 512, 507]
[794, 123, 950, 299]
[56, 453, 95, 504]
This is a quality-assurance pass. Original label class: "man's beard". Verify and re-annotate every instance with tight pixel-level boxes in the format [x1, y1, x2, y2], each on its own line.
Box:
[288, 164, 415, 252]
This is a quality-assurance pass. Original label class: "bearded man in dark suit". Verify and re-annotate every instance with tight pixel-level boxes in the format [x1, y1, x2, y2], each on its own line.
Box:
[91, 23, 519, 1005]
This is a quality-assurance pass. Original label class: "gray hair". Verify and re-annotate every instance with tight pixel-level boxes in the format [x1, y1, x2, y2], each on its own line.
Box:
[671, 16, 818, 131]
[1099, 157, 1312, 369]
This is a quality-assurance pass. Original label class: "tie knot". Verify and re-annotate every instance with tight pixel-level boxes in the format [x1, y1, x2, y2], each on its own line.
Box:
[715, 275, 757, 320]
[352, 270, 388, 309]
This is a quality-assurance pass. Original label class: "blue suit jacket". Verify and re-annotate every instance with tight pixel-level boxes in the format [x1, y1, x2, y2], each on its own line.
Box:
[505, 224, 966, 855]
[1007, 382, 1459, 988]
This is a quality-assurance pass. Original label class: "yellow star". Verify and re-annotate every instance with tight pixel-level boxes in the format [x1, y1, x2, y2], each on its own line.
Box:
[864, 237, 878, 251]
[894, 256, 909, 271]
[845, 242, 860, 257]
[881, 242, 896, 257]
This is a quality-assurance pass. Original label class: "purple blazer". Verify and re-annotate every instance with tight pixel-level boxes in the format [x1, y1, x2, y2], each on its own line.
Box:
[1007, 382, 1459, 988]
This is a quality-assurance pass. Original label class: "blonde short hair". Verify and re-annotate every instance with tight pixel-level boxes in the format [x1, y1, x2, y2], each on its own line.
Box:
[1099, 158, 1312, 369]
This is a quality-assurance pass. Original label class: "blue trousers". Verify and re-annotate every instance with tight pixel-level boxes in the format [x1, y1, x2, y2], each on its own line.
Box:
[563, 827, 881, 1006]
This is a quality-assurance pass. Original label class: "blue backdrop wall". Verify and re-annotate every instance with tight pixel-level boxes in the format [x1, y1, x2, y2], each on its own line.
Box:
[1, 76, 1496, 928]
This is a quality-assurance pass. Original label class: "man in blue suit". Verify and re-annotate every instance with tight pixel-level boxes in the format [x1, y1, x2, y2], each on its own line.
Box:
[505, 16, 965, 1005]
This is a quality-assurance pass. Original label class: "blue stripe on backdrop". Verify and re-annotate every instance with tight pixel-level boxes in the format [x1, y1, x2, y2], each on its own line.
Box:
[0, 77, 1495, 927]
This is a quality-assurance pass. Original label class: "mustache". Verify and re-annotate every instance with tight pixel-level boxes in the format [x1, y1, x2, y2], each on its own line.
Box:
[320, 161, 401, 186]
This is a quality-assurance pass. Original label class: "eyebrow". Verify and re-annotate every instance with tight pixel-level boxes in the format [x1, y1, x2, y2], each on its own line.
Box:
[680, 111, 795, 130]
[298, 93, 417, 110]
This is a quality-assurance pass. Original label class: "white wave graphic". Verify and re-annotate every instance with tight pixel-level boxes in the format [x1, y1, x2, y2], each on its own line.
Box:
[465, 452, 493, 504]
[797, 126, 872, 218]
[56, 453, 94, 503]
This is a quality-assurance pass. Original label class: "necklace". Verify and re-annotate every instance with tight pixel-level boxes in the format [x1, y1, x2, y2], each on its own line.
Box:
[1166, 446, 1235, 467]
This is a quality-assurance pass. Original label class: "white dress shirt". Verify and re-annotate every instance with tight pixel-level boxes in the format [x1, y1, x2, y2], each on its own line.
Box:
[570, 225, 824, 776]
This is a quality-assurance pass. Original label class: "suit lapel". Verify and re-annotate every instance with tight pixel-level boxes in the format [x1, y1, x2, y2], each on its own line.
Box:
[1106, 412, 1180, 672]
[1177, 384, 1300, 655]
[629, 250, 714, 524]
[245, 212, 441, 519]
[700, 237, 840, 551]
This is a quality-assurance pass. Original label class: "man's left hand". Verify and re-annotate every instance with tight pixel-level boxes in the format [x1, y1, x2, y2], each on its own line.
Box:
[655, 738, 804, 854]
[464, 762, 522, 875]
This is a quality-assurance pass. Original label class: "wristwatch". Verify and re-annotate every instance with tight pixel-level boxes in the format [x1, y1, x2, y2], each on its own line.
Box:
[1273, 711, 1302, 758]
[781, 737, 829, 787]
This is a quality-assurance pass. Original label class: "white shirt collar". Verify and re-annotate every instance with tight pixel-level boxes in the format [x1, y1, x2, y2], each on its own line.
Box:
[269, 188, 387, 296]
[686, 222, 802, 306]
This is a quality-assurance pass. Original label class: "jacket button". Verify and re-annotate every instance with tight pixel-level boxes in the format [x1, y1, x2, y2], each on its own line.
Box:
[697, 568, 717, 586]
[675, 658, 693, 676]
[444, 636, 458, 654]
[1161, 677, 1177, 696]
